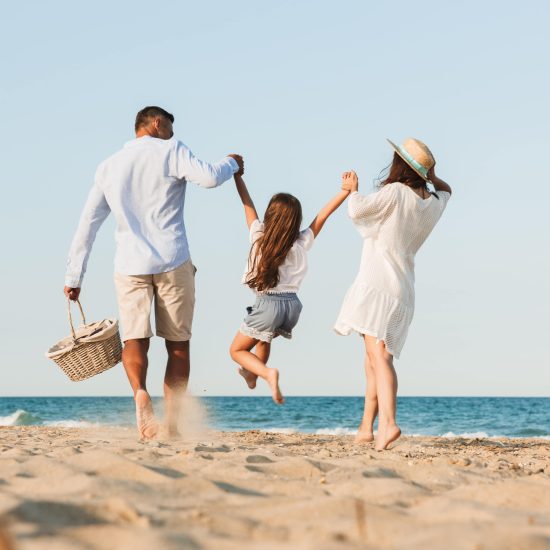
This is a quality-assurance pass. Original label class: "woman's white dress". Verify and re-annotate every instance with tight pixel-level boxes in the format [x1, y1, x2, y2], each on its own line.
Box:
[334, 183, 450, 358]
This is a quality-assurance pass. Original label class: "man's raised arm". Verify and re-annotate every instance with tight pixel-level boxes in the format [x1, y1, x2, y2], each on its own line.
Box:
[172, 141, 243, 189]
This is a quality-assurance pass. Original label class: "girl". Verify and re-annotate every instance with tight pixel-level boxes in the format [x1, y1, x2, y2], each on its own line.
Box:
[335, 138, 452, 450]
[229, 174, 350, 404]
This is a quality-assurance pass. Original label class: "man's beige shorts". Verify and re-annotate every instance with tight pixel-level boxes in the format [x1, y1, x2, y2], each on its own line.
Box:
[114, 259, 196, 342]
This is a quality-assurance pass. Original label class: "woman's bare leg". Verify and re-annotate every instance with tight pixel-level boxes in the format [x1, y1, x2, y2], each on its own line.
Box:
[355, 339, 378, 443]
[238, 340, 270, 389]
[364, 335, 401, 450]
[230, 332, 283, 404]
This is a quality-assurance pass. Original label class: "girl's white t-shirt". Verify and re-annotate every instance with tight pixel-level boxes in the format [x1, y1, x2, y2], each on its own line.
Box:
[242, 219, 315, 294]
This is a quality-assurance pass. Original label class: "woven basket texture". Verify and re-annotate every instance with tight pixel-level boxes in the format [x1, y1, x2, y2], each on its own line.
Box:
[52, 330, 122, 381]
[48, 299, 122, 382]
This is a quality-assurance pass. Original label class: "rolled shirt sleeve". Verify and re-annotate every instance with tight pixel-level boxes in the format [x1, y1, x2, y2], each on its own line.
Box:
[64, 182, 111, 287]
[172, 140, 238, 188]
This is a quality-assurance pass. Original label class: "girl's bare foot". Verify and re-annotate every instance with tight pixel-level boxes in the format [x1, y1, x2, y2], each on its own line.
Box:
[375, 424, 401, 451]
[238, 367, 258, 389]
[266, 368, 284, 404]
[135, 389, 159, 440]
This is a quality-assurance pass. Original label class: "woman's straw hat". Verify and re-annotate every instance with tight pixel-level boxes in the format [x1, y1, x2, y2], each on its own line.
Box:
[387, 138, 435, 182]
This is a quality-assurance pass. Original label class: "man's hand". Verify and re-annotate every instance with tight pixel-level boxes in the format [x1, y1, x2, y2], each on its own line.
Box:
[64, 286, 81, 301]
[341, 171, 358, 193]
[228, 154, 244, 176]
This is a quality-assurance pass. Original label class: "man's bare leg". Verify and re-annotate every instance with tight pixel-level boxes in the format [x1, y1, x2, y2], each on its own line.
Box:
[122, 338, 158, 440]
[230, 333, 283, 404]
[238, 340, 270, 389]
[164, 340, 190, 437]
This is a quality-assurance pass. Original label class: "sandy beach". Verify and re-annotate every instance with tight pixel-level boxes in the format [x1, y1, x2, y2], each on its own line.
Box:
[0, 426, 548, 549]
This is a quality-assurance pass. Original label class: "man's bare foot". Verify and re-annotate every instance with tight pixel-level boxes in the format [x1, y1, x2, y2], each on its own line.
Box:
[164, 423, 181, 439]
[135, 389, 159, 440]
[266, 368, 284, 405]
[375, 424, 401, 451]
[238, 367, 258, 389]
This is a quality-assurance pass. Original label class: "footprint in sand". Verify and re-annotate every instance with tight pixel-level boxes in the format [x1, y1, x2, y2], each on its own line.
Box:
[246, 455, 275, 464]
[194, 444, 232, 453]
[362, 467, 401, 479]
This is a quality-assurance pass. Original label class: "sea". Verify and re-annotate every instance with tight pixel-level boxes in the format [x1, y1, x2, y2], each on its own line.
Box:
[0, 397, 548, 439]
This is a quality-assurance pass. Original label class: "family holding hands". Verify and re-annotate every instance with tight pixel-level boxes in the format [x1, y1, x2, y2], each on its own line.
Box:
[63, 106, 451, 451]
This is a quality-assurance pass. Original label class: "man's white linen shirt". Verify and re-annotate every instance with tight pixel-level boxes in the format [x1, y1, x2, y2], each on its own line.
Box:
[65, 136, 238, 287]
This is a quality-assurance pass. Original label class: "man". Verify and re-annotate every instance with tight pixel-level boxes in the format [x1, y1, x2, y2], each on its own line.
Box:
[64, 106, 243, 439]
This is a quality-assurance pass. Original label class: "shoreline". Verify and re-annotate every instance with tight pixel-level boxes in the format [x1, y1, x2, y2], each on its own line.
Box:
[1, 420, 549, 441]
[0, 426, 549, 549]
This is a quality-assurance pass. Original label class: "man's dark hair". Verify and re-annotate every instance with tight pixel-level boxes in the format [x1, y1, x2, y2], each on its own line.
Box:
[135, 106, 174, 132]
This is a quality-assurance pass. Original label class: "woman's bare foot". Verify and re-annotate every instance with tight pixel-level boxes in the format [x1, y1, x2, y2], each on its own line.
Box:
[238, 367, 258, 389]
[354, 425, 375, 444]
[135, 389, 159, 440]
[375, 424, 401, 451]
[266, 368, 284, 404]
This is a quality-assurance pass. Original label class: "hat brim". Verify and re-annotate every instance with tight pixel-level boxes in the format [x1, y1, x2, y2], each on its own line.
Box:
[386, 139, 431, 182]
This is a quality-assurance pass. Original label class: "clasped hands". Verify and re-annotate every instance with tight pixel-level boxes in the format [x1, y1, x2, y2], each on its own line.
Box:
[228, 154, 244, 176]
[341, 170, 358, 193]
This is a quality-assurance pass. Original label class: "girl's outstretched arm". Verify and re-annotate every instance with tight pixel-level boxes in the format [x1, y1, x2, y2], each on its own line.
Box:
[234, 174, 259, 229]
[309, 178, 352, 237]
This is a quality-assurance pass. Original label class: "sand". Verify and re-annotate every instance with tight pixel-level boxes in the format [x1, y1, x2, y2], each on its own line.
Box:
[0, 426, 549, 549]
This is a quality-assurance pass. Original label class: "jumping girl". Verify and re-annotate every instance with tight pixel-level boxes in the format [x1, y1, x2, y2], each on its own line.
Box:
[229, 173, 350, 404]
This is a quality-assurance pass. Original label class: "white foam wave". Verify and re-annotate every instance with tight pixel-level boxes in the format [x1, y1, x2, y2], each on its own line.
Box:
[264, 428, 297, 435]
[0, 409, 100, 428]
[44, 420, 99, 428]
[0, 409, 40, 426]
[441, 431, 498, 439]
[315, 427, 358, 436]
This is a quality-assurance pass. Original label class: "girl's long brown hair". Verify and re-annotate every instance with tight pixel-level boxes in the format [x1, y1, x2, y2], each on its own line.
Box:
[246, 193, 302, 293]
[379, 152, 428, 190]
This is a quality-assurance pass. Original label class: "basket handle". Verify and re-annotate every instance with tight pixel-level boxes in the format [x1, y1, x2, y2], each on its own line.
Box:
[67, 298, 87, 340]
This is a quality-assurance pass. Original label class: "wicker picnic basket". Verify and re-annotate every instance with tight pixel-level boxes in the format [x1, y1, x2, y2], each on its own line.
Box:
[45, 299, 122, 381]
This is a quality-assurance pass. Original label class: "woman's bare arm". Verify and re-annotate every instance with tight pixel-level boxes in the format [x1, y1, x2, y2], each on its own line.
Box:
[428, 166, 452, 195]
[234, 174, 259, 229]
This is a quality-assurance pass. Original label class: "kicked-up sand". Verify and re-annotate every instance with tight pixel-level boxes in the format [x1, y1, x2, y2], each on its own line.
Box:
[0, 426, 549, 549]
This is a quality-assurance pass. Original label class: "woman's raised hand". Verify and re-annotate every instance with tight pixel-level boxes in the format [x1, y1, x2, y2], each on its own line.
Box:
[341, 171, 358, 193]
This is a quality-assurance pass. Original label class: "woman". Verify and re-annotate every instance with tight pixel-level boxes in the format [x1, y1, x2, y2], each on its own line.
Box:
[335, 138, 452, 450]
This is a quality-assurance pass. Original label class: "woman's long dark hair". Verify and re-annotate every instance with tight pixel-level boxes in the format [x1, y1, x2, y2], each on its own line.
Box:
[379, 152, 428, 190]
[246, 193, 302, 293]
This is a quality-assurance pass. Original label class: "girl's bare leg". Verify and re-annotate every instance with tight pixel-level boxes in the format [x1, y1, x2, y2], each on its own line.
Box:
[364, 335, 401, 451]
[355, 339, 378, 443]
[238, 340, 271, 389]
[230, 332, 283, 404]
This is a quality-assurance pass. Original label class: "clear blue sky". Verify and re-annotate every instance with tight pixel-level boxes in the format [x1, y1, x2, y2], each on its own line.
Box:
[1, 1, 548, 397]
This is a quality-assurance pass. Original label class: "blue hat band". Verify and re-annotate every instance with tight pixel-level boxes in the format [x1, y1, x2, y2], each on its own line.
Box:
[397, 146, 429, 178]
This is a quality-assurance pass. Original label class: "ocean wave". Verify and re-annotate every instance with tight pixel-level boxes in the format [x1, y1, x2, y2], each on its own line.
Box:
[315, 427, 358, 436]
[0, 409, 100, 428]
[264, 427, 297, 435]
[441, 431, 491, 439]
[44, 420, 99, 428]
[0, 409, 43, 426]
[438, 431, 550, 440]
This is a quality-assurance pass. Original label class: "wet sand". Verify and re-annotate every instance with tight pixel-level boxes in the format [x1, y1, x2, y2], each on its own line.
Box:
[0, 426, 549, 549]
